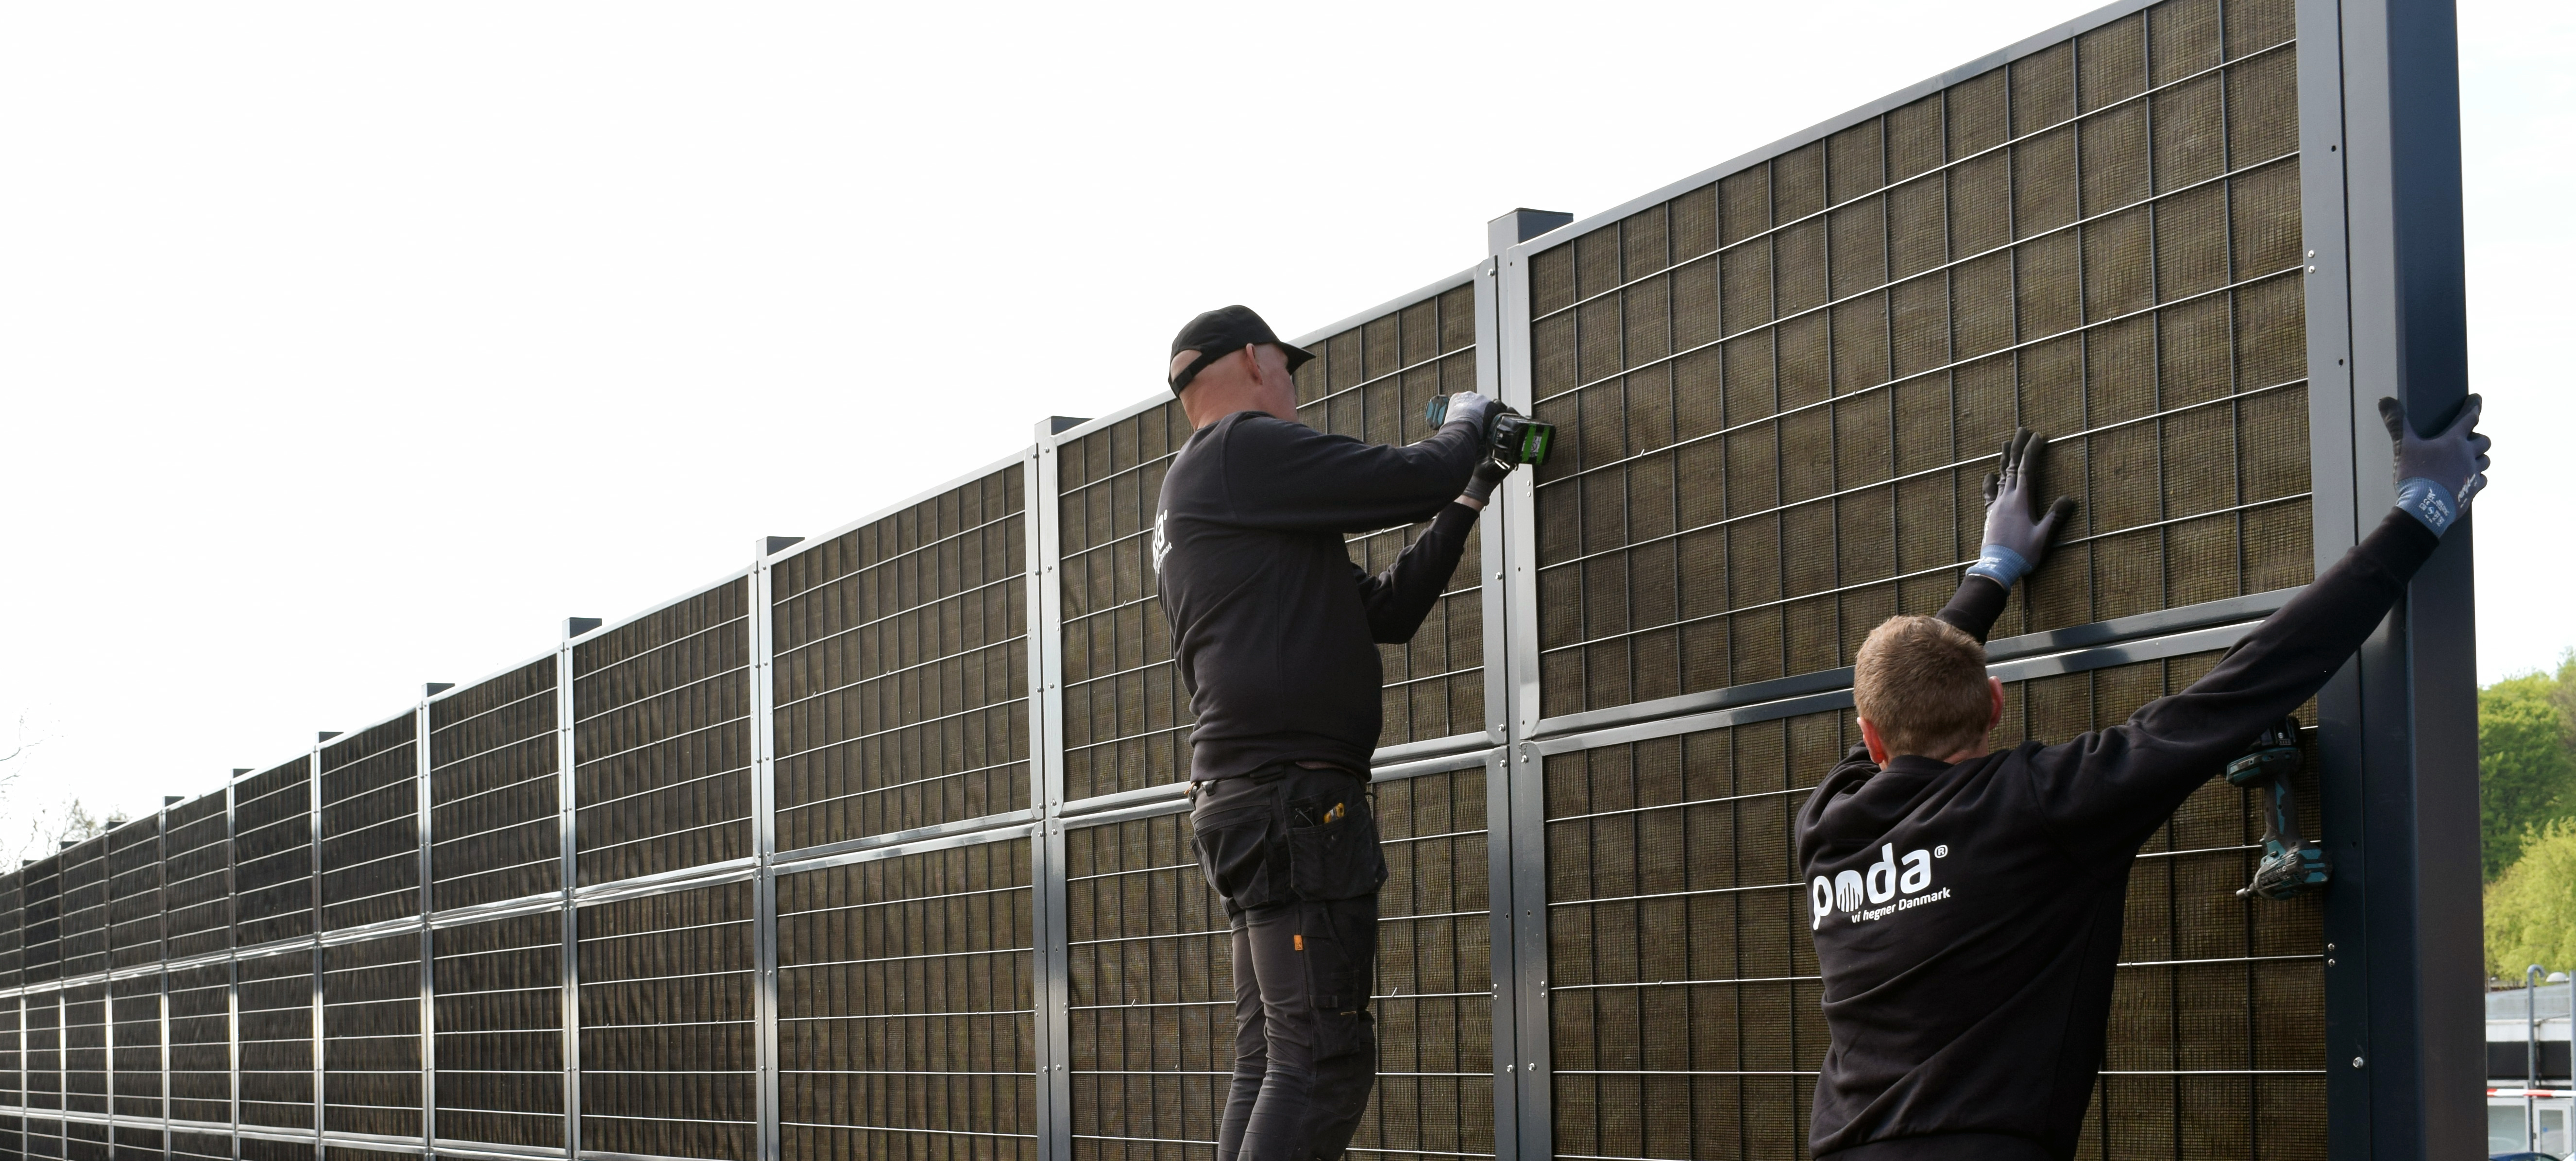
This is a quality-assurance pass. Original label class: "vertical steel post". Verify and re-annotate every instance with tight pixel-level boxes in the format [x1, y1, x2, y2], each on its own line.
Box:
[1030, 426, 1074, 1161]
[750, 545, 784, 1161]
[557, 633, 582, 1161]
[225, 777, 240, 1160]
[416, 700, 437, 1152]
[2313, 0, 2481, 1156]
[161, 803, 174, 1161]
[307, 743, 323, 1159]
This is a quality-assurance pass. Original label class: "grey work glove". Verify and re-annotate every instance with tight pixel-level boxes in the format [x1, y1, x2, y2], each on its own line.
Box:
[2377, 393, 2490, 536]
[1966, 427, 2078, 589]
[1460, 457, 1511, 507]
[1441, 390, 1497, 435]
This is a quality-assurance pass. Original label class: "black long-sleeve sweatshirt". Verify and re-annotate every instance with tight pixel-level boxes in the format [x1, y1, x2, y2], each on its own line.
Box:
[1796, 509, 2441, 1161]
[1153, 410, 1484, 782]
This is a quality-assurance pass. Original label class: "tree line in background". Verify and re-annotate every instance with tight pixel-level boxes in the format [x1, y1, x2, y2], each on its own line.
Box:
[2482, 651, 2576, 980]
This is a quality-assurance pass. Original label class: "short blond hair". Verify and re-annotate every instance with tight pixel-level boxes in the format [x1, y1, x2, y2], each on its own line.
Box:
[1853, 615, 1992, 758]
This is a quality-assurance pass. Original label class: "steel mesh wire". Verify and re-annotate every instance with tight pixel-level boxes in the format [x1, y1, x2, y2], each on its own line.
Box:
[1062, 768, 1495, 1161]
[165, 963, 232, 1124]
[161, 793, 232, 961]
[56, 838, 108, 981]
[109, 974, 161, 1119]
[0, 872, 21, 990]
[322, 932, 424, 1137]
[0, 994, 19, 1108]
[65, 1118, 106, 1161]
[577, 879, 759, 1161]
[319, 715, 423, 932]
[573, 579, 754, 886]
[432, 909, 566, 1149]
[61, 983, 105, 1115]
[170, 1130, 233, 1161]
[772, 465, 1032, 852]
[26, 1116, 62, 1161]
[776, 837, 1037, 1161]
[1525, 0, 2307, 720]
[233, 758, 316, 948]
[238, 1136, 318, 1161]
[236, 947, 316, 1130]
[430, 658, 563, 911]
[110, 1123, 162, 1161]
[104, 819, 161, 971]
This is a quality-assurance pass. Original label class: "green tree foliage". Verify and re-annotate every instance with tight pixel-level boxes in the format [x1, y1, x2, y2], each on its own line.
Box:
[2487, 819, 2576, 978]
[2482, 654, 2576, 880]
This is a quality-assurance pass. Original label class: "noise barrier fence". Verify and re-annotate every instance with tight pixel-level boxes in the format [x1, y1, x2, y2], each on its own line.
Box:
[0, 0, 2474, 1156]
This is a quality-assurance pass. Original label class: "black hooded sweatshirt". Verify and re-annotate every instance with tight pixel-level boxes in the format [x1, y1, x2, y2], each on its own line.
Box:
[1153, 410, 1484, 782]
[1796, 509, 2441, 1160]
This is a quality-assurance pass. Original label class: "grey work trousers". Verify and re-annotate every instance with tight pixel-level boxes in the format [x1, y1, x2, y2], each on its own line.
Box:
[1190, 764, 1387, 1161]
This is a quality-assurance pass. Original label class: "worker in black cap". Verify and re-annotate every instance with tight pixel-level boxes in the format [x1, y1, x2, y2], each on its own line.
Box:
[1158, 305, 1511, 1161]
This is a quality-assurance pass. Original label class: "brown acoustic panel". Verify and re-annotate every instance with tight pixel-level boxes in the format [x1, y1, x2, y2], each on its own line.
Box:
[0, 871, 21, 989]
[237, 947, 316, 1130]
[57, 837, 107, 980]
[1055, 404, 1195, 803]
[573, 579, 753, 886]
[105, 818, 161, 970]
[1063, 768, 1496, 1161]
[22, 988, 60, 1117]
[162, 792, 231, 961]
[578, 880, 758, 1161]
[323, 932, 424, 1138]
[1290, 284, 1489, 750]
[167, 962, 233, 1125]
[234, 758, 316, 948]
[1526, 0, 2308, 718]
[61, 982, 105, 1115]
[111, 1125, 162, 1161]
[776, 837, 1037, 1160]
[319, 714, 422, 932]
[1542, 649, 2323, 1160]
[171, 1130, 233, 1161]
[0, 994, 18, 1108]
[110, 974, 161, 1118]
[772, 464, 1031, 852]
[239, 1137, 318, 1161]
[430, 658, 562, 911]
[434, 910, 566, 1150]
[26, 1117, 61, 1161]
[64, 1120, 106, 1161]
[23, 856, 60, 984]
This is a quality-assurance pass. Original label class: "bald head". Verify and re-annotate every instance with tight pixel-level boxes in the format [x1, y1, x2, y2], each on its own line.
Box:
[1174, 342, 1300, 429]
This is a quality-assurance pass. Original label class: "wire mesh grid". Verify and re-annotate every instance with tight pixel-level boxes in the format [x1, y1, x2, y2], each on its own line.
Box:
[1056, 404, 1196, 802]
[0, 871, 22, 989]
[322, 932, 424, 1138]
[1541, 649, 2324, 1160]
[109, 973, 161, 1119]
[319, 716, 423, 932]
[776, 837, 1037, 1161]
[24, 858, 61, 985]
[61, 982, 105, 1116]
[1290, 285, 1489, 751]
[430, 658, 563, 912]
[170, 1129, 233, 1161]
[25, 1115, 62, 1161]
[432, 909, 564, 1149]
[1524, 0, 2308, 719]
[233, 758, 316, 948]
[111, 1124, 163, 1161]
[161, 793, 232, 962]
[0, 994, 19, 1108]
[105, 820, 161, 972]
[57, 838, 108, 981]
[573, 579, 754, 886]
[165, 963, 231, 1125]
[21, 992, 60, 1113]
[235, 947, 316, 1130]
[64, 1117, 107, 1161]
[577, 880, 758, 1161]
[1062, 768, 1495, 1161]
[772, 465, 1032, 852]
[238, 1135, 318, 1161]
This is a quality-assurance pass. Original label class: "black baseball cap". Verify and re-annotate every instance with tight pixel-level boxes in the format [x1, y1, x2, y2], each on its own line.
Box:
[1167, 305, 1314, 395]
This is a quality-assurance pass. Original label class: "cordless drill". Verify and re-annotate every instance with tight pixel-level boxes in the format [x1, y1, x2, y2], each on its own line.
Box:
[1426, 396, 1555, 470]
[2228, 716, 2331, 900]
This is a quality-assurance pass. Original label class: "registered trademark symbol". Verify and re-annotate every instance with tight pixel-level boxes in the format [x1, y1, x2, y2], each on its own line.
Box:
[1934, 845, 1949, 857]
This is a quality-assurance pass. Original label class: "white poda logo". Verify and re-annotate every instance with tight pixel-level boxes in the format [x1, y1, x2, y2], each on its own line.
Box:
[1811, 843, 1942, 930]
[1151, 509, 1172, 574]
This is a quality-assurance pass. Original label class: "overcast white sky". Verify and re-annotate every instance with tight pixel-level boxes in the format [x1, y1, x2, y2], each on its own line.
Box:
[0, 1, 2565, 843]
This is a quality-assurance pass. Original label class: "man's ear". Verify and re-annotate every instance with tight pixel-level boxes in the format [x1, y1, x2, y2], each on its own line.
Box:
[1858, 717, 1891, 766]
[1987, 676, 2006, 731]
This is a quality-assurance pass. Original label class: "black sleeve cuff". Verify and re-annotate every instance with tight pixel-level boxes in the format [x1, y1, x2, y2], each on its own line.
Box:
[1936, 575, 2011, 644]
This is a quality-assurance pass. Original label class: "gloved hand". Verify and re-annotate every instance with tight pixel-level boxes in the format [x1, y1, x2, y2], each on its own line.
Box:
[1441, 390, 1497, 434]
[1965, 427, 2077, 589]
[2377, 393, 2489, 536]
[1459, 457, 1511, 507]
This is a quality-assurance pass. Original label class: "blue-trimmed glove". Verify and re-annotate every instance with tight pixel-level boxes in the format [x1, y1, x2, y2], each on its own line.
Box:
[1966, 427, 2078, 589]
[2377, 394, 2489, 536]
